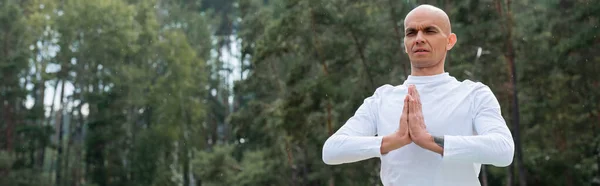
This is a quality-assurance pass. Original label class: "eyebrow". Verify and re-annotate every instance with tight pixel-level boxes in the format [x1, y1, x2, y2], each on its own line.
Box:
[424, 26, 440, 31]
[405, 26, 441, 33]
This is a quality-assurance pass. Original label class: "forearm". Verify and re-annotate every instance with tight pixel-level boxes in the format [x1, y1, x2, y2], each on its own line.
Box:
[455, 85, 515, 166]
[322, 135, 383, 165]
[443, 133, 514, 167]
[380, 133, 411, 154]
[414, 133, 444, 155]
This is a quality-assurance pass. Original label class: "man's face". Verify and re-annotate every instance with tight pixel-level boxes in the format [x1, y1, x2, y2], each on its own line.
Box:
[403, 8, 455, 68]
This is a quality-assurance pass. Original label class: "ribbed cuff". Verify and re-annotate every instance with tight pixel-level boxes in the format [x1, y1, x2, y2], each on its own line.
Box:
[442, 135, 475, 162]
[371, 136, 384, 158]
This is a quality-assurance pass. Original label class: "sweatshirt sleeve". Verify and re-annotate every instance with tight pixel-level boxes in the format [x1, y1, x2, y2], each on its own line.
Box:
[442, 85, 515, 167]
[321, 85, 391, 165]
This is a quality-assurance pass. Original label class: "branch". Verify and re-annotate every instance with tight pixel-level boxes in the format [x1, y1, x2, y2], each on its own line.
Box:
[387, 0, 409, 76]
[309, 7, 333, 135]
[348, 29, 375, 91]
[310, 9, 329, 75]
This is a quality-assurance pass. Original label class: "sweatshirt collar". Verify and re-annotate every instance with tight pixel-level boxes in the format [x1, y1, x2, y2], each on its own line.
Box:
[404, 72, 453, 85]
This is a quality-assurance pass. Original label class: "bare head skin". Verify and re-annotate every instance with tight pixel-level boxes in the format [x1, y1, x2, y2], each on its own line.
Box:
[403, 4, 457, 76]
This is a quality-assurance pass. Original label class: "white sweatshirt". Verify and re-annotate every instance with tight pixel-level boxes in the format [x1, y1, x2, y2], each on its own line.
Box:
[322, 72, 515, 186]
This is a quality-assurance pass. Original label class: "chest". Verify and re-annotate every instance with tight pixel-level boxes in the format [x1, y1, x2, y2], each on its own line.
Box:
[376, 92, 475, 136]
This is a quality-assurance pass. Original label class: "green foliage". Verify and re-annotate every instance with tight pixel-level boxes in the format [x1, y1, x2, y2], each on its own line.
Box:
[0, 0, 599, 185]
[0, 151, 12, 170]
[0, 151, 48, 186]
[226, 0, 600, 185]
[193, 144, 287, 186]
[193, 145, 239, 185]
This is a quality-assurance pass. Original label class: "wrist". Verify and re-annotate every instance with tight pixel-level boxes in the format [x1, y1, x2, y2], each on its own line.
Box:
[395, 131, 411, 146]
[415, 133, 444, 155]
[400, 134, 411, 147]
[380, 132, 410, 154]
[414, 133, 432, 147]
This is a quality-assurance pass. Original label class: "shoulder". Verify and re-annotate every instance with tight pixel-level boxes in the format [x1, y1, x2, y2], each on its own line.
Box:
[460, 80, 501, 109]
[363, 84, 397, 104]
[373, 84, 396, 96]
[458, 79, 495, 96]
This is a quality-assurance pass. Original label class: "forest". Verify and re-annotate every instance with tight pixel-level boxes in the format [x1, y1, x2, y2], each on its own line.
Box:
[0, 0, 598, 185]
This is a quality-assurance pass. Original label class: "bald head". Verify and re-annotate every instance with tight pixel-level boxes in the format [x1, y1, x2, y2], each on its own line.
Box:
[402, 4, 457, 74]
[404, 5, 451, 35]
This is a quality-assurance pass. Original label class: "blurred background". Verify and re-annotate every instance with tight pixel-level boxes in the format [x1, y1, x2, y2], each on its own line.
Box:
[0, 0, 598, 185]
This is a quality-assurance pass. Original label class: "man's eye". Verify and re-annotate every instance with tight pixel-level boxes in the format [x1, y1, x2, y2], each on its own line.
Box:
[406, 32, 415, 36]
[427, 30, 436, 33]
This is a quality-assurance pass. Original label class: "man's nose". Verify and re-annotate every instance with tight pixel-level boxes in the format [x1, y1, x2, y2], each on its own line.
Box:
[414, 31, 425, 45]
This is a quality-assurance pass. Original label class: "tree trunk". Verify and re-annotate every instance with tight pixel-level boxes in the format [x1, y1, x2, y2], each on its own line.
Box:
[2, 27, 15, 153]
[75, 97, 85, 186]
[35, 70, 47, 169]
[596, 110, 600, 185]
[46, 80, 61, 182]
[310, 5, 335, 185]
[495, 0, 525, 185]
[503, 1, 526, 185]
[55, 79, 66, 186]
[47, 80, 61, 126]
[507, 164, 514, 186]
[480, 165, 489, 186]
[63, 119, 72, 186]
[2, 96, 14, 152]
[180, 95, 191, 186]
[64, 100, 78, 186]
[285, 138, 297, 186]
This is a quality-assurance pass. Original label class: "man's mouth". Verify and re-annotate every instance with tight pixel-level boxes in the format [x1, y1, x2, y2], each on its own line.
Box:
[413, 49, 430, 54]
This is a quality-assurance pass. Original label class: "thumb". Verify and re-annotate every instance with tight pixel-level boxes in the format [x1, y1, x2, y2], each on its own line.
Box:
[402, 95, 409, 121]
[399, 96, 409, 132]
[408, 125, 415, 138]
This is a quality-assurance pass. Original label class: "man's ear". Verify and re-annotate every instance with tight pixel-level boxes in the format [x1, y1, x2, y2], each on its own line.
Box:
[404, 38, 409, 53]
[446, 33, 457, 50]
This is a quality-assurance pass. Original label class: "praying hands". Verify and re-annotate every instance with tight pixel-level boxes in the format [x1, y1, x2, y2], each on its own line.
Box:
[380, 85, 444, 155]
[406, 85, 444, 155]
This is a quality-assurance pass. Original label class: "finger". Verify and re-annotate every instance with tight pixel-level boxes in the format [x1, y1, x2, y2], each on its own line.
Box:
[408, 121, 414, 136]
[419, 102, 423, 119]
[412, 87, 421, 109]
[409, 95, 426, 132]
[408, 96, 420, 132]
[418, 98, 423, 119]
[400, 96, 409, 129]
[410, 86, 420, 114]
[420, 113, 426, 129]
[402, 97, 409, 120]
[408, 94, 416, 116]
[413, 85, 421, 100]
[403, 95, 409, 117]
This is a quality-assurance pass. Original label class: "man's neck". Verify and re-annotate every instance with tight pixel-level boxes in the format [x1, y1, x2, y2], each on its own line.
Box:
[410, 63, 445, 76]
[409, 57, 446, 76]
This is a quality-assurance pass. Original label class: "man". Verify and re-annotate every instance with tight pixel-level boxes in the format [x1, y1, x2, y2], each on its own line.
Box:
[321, 4, 515, 186]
